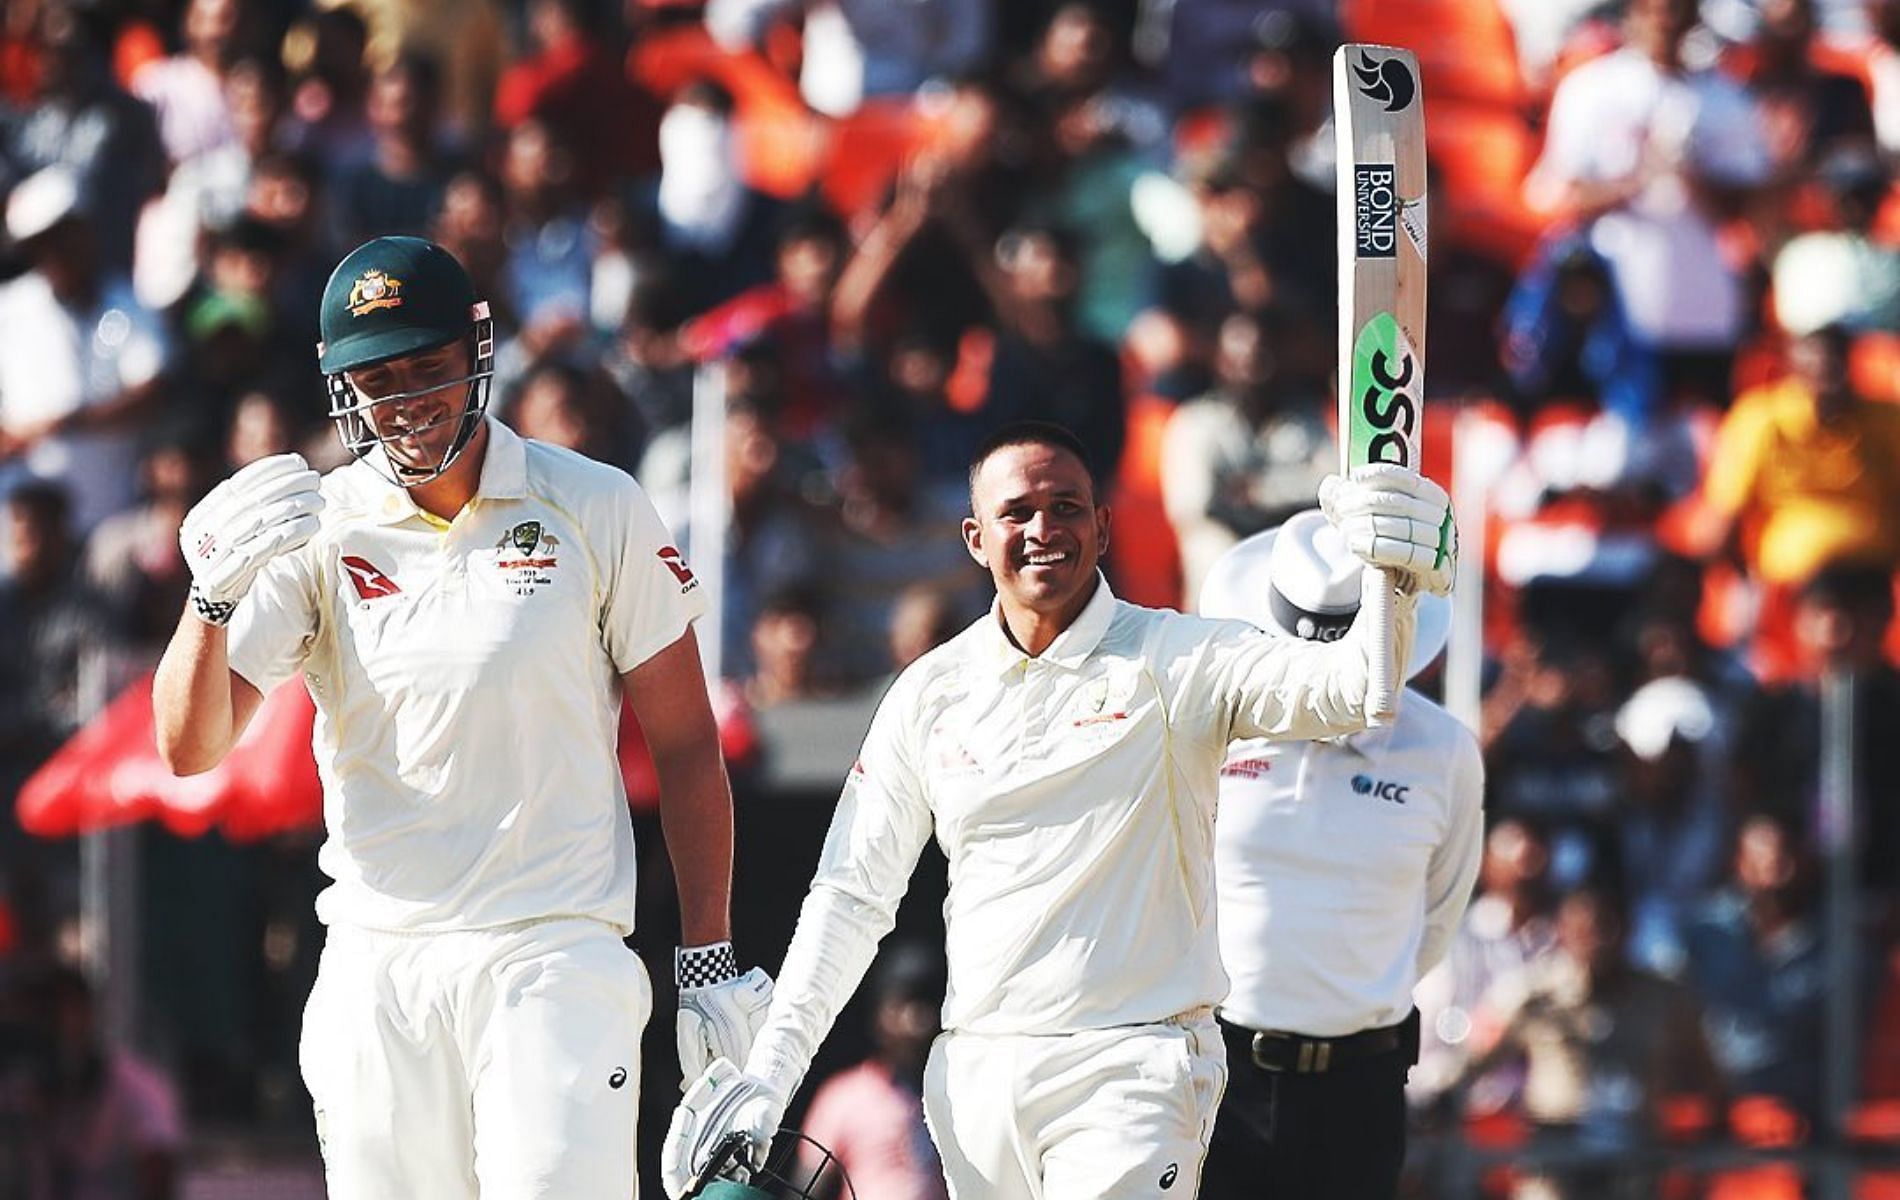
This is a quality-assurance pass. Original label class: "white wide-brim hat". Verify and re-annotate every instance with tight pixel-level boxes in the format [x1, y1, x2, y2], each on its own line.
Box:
[5, 165, 81, 246]
[1198, 508, 1452, 680]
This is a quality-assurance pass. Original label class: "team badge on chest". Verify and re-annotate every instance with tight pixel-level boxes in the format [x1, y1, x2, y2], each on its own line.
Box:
[493, 520, 560, 596]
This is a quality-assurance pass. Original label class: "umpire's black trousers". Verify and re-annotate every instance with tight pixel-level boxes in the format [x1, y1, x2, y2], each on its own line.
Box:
[1199, 1012, 1417, 1200]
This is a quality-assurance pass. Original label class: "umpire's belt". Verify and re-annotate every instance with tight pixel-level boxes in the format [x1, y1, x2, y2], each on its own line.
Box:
[1217, 1013, 1406, 1074]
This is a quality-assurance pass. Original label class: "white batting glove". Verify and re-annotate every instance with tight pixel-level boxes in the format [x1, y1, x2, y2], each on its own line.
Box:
[661, 1058, 786, 1199]
[179, 453, 324, 625]
[676, 942, 775, 1085]
[1318, 465, 1456, 598]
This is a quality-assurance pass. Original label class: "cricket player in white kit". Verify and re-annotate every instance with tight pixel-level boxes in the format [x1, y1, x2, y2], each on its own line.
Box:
[662, 422, 1458, 1200]
[153, 236, 773, 1198]
[1196, 510, 1484, 1200]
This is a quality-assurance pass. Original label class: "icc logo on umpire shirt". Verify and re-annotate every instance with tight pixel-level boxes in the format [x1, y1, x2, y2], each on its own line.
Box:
[1352, 774, 1410, 804]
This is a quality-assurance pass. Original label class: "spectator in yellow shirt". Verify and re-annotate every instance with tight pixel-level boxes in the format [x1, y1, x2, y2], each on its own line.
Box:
[1703, 324, 1900, 587]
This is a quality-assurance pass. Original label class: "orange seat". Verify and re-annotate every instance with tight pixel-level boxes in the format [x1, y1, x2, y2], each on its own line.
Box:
[816, 100, 953, 218]
[626, 25, 822, 198]
[1709, 1166, 1805, 1200]
[1851, 1100, 1900, 1144]
[1108, 391, 1183, 611]
[1340, 0, 1529, 108]
[1852, 332, 1900, 405]
[1425, 100, 1547, 267]
[112, 19, 165, 90]
[1730, 1095, 1808, 1149]
[1858, 1174, 1900, 1200]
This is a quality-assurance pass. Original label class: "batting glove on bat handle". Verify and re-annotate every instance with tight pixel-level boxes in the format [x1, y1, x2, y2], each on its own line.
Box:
[179, 453, 324, 625]
[676, 943, 775, 1086]
[662, 1059, 786, 1200]
[1318, 465, 1456, 598]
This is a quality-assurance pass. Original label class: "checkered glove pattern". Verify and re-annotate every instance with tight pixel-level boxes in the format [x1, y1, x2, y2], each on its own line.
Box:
[189, 586, 241, 627]
[675, 942, 738, 990]
[676, 942, 775, 1089]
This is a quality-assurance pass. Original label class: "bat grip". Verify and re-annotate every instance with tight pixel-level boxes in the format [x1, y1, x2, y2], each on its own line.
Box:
[1364, 566, 1400, 727]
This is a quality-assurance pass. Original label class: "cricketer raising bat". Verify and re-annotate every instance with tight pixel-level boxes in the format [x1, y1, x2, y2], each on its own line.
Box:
[1335, 43, 1428, 726]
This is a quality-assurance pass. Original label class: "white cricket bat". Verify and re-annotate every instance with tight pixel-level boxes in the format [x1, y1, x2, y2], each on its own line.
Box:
[1335, 43, 1428, 727]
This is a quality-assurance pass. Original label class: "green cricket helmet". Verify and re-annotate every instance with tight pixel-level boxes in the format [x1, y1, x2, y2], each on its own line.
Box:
[688, 1130, 854, 1200]
[316, 235, 494, 485]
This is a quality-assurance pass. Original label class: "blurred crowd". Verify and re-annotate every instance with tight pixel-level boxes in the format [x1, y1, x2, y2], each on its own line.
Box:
[0, 0, 1899, 1194]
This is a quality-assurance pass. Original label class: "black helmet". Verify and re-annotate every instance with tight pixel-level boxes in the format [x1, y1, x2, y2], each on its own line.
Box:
[316, 235, 494, 484]
[688, 1130, 856, 1200]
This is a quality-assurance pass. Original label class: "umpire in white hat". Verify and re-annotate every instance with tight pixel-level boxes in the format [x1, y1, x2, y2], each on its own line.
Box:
[1197, 509, 1484, 1200]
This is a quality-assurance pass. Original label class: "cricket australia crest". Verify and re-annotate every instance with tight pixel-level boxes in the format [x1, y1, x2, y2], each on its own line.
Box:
[346, 269, 404, 316]
[493, 520, 561, 596]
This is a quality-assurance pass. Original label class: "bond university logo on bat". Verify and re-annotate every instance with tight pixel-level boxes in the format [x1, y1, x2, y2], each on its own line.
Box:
[1355, 163, 1399, 259]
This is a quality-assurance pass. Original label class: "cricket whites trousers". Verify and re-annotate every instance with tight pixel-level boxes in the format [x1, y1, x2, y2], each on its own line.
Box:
[300, 917, 652, 1198]
[922, 1008, 1227, 1200]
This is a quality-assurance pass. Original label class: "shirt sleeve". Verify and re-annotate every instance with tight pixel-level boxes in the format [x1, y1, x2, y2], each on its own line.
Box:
[599, 473, 709, 674]
[1416, 721, 1486, 981]
[226, 540, 322, 696]
[116, 1053, 186, 1153]
[1690, 79, 1771, 185]
[798, 1073, 853, 1161]
[1701, 394, 1771, 518]
[747, 679, 935, 1097]
[1527, 68, 1602, 190]
[1182, 572, 1419, 744]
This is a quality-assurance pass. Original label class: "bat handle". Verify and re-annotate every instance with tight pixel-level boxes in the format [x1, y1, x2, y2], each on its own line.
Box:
[1364, 565, 1400, 727]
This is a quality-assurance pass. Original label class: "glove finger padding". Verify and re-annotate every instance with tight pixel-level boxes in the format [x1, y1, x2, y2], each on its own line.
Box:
[678, 967, 775, 1087]
[1319, 469, 1456, 598]
[662, 1059, 786, 1199]
[190, 458, 319, 541]
[182, 454, 324, 606]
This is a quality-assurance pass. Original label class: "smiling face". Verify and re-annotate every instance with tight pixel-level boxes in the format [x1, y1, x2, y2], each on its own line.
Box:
[344, 338, 477, 474]
[963, 440, 1109, 630]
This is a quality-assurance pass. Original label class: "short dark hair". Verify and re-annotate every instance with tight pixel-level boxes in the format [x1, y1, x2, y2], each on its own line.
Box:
[677, 77, 736, 117]
[967, 420, 1097, 500]
[777, 203, 847, 251]
[1801, 561, 1895, 618]
[6, 480, 70, 530]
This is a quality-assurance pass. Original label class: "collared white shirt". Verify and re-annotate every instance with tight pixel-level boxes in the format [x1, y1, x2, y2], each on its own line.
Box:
[1215, 691, 1484, 1037]
[227, 418, 706, 933]
[749, 573, 1414, 1089]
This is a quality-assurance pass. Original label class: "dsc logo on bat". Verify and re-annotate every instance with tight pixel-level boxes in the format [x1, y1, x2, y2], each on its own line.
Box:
[1350, 313, 1417, 469]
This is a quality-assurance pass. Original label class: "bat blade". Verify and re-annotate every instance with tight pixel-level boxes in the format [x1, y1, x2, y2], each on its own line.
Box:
[1334, 43, 1428, 725]
[1336, 43, 1427, 474]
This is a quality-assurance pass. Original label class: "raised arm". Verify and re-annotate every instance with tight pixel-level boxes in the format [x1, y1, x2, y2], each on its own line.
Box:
[1209, 466, 1455, 740]
[154, 617, 267, 774]
[154, 453, 324, 773]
